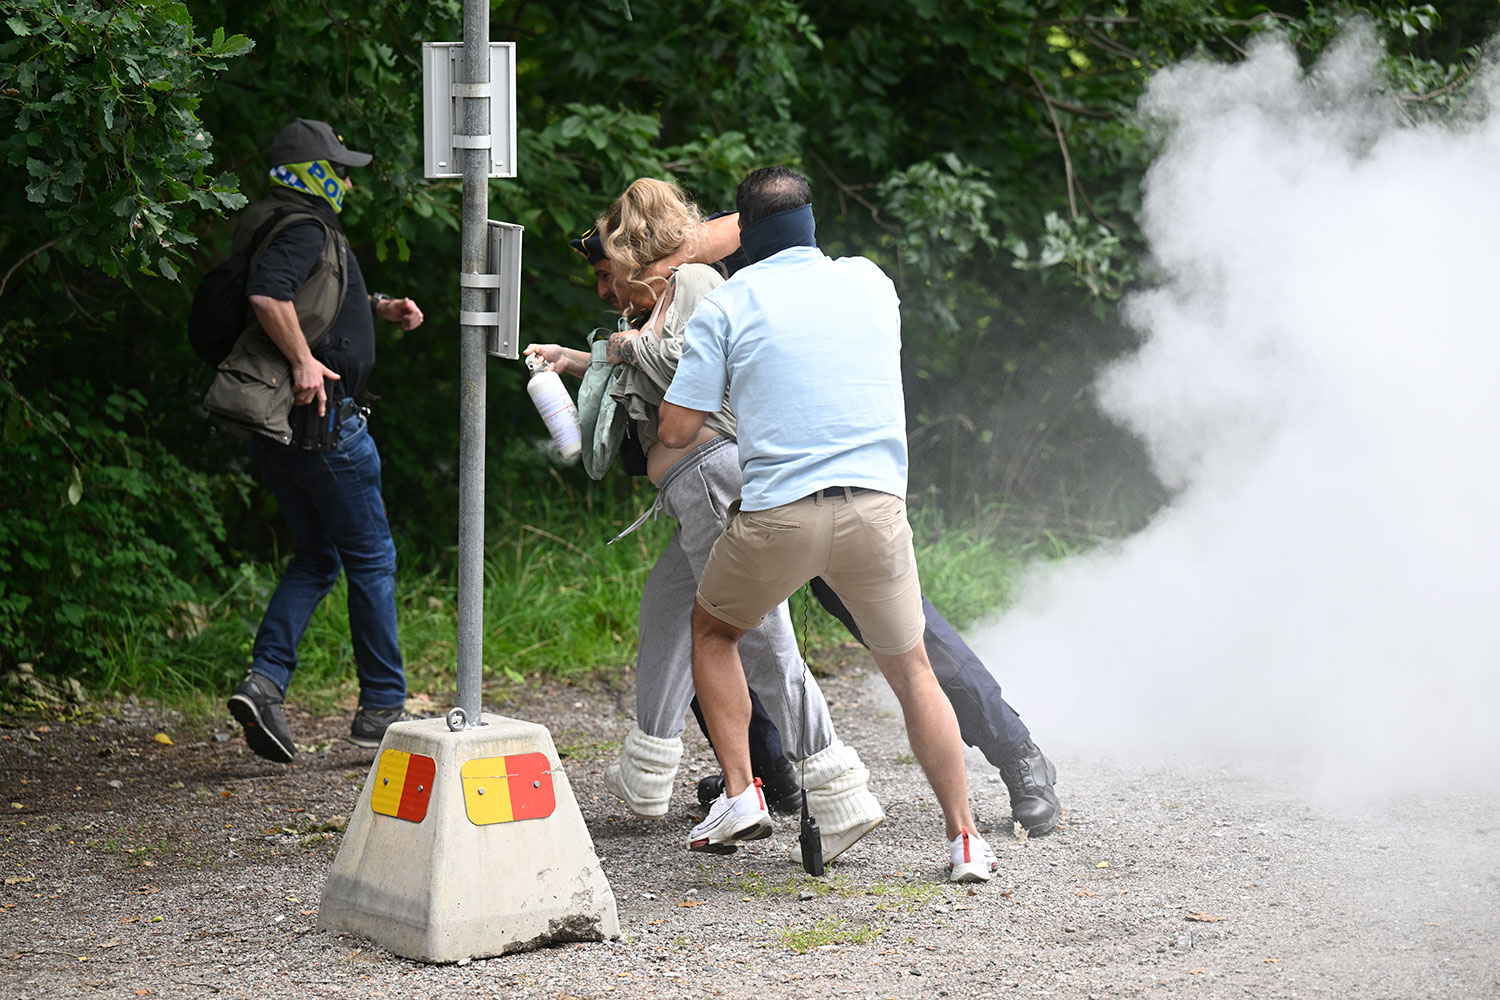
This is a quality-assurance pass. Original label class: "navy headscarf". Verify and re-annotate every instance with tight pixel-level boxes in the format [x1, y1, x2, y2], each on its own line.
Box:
[740, 203, 817, 265]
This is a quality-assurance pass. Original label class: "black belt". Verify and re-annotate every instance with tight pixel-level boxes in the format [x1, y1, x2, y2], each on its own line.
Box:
[816, 486, 868, 499]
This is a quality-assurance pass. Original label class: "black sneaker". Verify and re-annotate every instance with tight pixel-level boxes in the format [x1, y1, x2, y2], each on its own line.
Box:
[348, 704, 419, 748]
[1000, 739, 1061, 836]
[697, 759, 805, 816]
[227, 672, 296, 764]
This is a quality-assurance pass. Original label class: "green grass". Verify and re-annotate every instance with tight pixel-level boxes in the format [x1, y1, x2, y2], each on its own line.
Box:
[552, 735, 618, 760]
[24, 493, 1084, 718]
[700, 866, 854, 899]
[865, 878, 945, 911]
[778, 917, 884, 953]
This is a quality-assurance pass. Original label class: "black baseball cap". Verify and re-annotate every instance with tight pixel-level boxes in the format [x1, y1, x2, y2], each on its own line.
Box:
[266, 118, 373, 168]
[569, 225, 607, 265]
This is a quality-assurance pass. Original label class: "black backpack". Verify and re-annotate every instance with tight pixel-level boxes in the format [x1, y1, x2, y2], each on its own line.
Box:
[188, 207, 329, 367]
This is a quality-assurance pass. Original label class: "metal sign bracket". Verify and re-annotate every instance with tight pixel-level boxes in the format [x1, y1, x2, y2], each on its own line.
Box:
[421, 42, 516, 179]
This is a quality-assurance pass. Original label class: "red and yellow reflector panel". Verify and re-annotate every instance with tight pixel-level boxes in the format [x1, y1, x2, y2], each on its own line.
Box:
[370, 749, 436, 823]
[460, 753, 556, 826]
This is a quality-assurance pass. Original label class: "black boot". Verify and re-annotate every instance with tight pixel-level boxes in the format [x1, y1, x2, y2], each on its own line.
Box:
[759, 756, 806, 815]
[696, 757, 806, 816]
[1000, 740, 1060, 836]
[696, 774, 724, 811]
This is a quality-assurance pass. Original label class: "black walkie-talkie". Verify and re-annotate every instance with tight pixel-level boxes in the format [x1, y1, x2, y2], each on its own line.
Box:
[794, 584, 825, 876]
[800, 802, 825, 876]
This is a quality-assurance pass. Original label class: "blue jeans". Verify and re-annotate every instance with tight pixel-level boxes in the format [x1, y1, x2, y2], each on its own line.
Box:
[246, 416, 406, 709]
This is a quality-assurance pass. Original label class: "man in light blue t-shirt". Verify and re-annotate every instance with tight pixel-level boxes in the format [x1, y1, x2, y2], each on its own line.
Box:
[659, 166, 998, 882]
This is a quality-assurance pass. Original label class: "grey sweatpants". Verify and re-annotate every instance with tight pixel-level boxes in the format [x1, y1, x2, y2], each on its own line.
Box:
[634, 435, 836, 761]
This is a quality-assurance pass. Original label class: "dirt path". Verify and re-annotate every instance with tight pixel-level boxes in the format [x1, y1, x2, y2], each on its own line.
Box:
[3, 663, 1496, 999]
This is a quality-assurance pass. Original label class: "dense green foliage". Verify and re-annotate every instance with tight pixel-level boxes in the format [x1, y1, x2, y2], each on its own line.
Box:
[1, 0, 1494, 696]
[1, 0, 255, 679]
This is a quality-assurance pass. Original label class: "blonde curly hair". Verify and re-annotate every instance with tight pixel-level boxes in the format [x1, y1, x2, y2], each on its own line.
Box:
[599, 177, 704, 315]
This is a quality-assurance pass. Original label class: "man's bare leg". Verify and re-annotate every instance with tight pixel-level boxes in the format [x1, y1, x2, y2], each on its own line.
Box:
[872, 640, 977, 840]
[690, 602, 755, 797]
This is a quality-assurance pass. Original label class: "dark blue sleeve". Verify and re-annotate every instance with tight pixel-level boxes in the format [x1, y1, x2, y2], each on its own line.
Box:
[706, 209, 749, 275]
[245, 220, 325, 301]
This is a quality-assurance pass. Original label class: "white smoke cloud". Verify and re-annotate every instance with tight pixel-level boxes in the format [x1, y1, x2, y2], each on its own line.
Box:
[973, 26, 1500, 798]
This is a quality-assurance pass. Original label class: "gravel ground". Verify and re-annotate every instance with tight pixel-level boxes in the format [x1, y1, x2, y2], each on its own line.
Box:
[2, 661, 1496, 999]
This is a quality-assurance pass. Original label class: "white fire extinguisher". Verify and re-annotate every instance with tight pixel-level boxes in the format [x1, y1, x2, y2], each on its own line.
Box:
[525, 355, 582, 460]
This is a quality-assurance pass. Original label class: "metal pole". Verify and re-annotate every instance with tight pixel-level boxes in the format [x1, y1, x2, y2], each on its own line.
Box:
[455, 0, 489, 725]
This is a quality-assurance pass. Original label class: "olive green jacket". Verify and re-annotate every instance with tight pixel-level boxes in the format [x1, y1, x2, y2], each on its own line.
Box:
[202, 191, 348, 444]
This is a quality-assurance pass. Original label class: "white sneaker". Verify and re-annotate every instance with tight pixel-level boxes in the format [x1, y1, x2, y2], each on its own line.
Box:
[689, 778, 773, 854]
[948, 830, 998, 883]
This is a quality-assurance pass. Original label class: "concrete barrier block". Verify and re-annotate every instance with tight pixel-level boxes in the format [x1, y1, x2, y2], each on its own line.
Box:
[319, 714, 620, 962]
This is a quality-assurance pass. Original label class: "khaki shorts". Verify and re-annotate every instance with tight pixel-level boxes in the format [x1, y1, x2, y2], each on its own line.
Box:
[697, 488, 926, 655]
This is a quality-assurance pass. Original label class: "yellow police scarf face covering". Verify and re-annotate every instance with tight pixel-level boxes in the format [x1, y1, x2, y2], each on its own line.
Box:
[269, 159, 349, 213]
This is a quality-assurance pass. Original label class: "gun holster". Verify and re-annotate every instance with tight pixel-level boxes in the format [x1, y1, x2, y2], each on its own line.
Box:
[291, 396, 362, 451]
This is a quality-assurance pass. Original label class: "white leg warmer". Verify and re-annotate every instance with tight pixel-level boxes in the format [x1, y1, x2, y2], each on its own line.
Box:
[602, 726, 683, 818]
[796, 741, 885, 862]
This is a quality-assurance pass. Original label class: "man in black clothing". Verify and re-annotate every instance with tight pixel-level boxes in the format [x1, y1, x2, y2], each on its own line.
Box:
[226, 119, 424, 762]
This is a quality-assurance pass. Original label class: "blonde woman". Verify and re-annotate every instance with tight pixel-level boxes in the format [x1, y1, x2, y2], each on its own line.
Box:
[526, 178, 886, 864]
